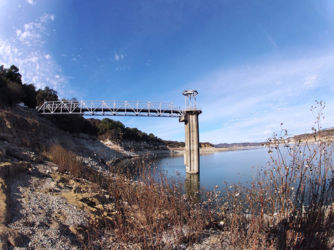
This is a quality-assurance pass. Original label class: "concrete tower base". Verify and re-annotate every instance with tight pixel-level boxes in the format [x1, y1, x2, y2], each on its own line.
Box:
[179, 110, 201, 174]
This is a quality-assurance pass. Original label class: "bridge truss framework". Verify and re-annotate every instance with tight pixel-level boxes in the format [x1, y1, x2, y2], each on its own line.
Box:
[37, 100, 183, 118]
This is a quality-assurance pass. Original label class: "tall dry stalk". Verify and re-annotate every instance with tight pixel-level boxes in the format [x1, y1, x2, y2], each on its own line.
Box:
[48, 144, 82, 177]
[216, 101, 334, 249]
[103, 159, 214, 248]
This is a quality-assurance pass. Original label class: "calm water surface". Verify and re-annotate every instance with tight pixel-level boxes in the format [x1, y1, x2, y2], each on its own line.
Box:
[156, 147, 270, 191]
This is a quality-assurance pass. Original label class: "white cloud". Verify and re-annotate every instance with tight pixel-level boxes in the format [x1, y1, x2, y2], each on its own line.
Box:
[303, 74, 318, 88]
[16, 14, 55, 46]
[40, 13, 55, 22]
[114, 52, 126, 61]
[26, 0, 36, 5]
[0, 13, 65, 94]
[0, 39, 65, 91]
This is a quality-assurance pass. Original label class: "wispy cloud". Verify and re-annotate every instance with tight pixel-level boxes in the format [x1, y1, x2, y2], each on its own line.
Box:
[264, 32, 278, 49]
[16, 14, 55, 46]
[186, 48, 334, 143]
[0, 13, 66, 94]
[114, 52, 126, 61]
[0, 39, 65, 91]
[303, 74, 318, 88]
[26, 0, 36, 5]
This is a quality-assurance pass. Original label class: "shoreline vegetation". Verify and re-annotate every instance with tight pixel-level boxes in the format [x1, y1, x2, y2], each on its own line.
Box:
[1, 105, 332, 249]
[0, 65, 333, 248]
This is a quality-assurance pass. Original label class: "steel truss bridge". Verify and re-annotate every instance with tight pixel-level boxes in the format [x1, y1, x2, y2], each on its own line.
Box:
[37, 100, 184, 118]
[37, 90, 201, 175]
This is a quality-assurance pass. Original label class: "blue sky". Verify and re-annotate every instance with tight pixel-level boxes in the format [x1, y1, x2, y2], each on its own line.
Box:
[1, 0, 334, 143]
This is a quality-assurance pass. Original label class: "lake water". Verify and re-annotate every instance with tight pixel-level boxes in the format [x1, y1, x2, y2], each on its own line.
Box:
[155, 147, 270, 191]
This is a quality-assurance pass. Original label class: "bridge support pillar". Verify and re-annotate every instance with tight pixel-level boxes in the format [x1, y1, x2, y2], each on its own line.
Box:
[180, 110, 201, 174]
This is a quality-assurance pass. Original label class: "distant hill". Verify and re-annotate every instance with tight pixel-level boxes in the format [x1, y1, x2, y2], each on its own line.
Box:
[289, 127, 334, 142]
[215, 142, 264, 148]
[215, 127, 334, 149]
[163, 140, 215, 148]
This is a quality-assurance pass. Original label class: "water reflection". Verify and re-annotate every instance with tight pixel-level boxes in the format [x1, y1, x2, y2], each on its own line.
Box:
[185, 173, 200, 201]
[112, 148, 269, 193]
[157, 148, 268, 190]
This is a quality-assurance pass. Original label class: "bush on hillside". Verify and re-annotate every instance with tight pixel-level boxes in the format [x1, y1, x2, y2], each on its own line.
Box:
[47, 114, 97, 135]
[0, 65, 25, 106]
[36, 87, 58, 106]
[89, 118, 163, 144]
[22, 83, 37, 108]
[0, 65, 59, 108]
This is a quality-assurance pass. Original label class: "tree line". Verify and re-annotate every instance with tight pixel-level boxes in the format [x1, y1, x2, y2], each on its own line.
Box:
[0, 65, 58, 108]
[0, 65, 164, 144]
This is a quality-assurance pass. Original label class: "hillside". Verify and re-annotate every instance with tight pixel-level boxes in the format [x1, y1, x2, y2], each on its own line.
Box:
[163, 140, 215, 148]
[215, 127, 334, 149]
[0, 106, 228, 249]
[215, 142, 264, 149]
[0, 64, 170, 153]
[0, 107, 332, 249]
[0, 107, 181, 248]
[0, 106, 124, 248]
[290, 127, 334, 142]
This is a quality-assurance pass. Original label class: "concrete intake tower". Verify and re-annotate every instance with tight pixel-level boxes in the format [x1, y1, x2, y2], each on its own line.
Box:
[179, 90, 201, 174]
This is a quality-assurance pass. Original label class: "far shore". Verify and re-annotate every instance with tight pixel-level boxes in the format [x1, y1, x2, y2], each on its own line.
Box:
[167, 145, 264, 156]
[113, 145, 265, 161]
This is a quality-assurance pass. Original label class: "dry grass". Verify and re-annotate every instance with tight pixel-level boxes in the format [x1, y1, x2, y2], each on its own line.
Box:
[44, 147, 215, 248]
[212, 138, 334, 249]
[98, 165, 215, 248]
[47, 144, 82, 177]
[211, 102, 334, 249]
[48, 102, 334, 249]
[65, 132, 333, 248]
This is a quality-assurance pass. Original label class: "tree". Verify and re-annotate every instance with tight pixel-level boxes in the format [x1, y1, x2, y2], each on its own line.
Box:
[0, 65, 24, 106]
[36, 87, 58, 106]
[5, 65, 22, 84]
[22, 83, 37, 108]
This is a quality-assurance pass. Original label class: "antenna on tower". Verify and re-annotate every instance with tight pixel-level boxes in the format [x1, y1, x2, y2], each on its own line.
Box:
[182, 90, 198, 111]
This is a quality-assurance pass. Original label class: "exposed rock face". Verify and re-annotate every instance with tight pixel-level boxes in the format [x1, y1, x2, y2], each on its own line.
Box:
[0, 107, 128, 248]
[0, 107, 136, 163]
[0, 107, 190, 248]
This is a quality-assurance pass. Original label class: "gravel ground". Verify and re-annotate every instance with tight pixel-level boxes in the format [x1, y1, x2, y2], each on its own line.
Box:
[7, 162, 89, 249]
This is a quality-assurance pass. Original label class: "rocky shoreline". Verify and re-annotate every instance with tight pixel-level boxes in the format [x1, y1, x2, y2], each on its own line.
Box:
[1, 107, 333, 248]
[0, 107, 220, 248]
